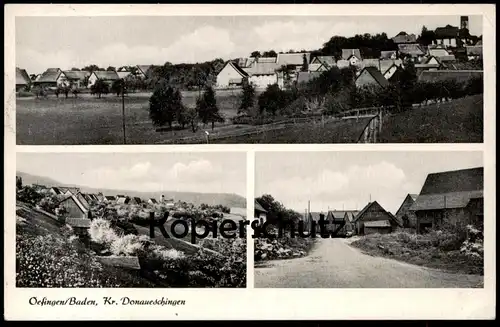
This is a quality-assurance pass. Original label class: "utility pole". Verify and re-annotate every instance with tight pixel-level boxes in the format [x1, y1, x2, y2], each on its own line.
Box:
[121, 78, 126, 144]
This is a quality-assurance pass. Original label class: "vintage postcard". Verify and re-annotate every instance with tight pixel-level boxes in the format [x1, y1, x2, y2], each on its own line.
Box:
[4, 3, 496, 321]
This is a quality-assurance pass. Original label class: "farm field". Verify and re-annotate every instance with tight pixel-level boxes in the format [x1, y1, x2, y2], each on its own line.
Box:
[16, 90, 242, 145]
[379, 94, 483, 143]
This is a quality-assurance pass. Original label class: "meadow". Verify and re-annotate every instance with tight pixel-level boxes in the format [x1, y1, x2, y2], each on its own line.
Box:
[16, 90, 242, 145]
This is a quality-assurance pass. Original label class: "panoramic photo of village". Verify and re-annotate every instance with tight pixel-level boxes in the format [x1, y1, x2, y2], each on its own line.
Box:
[254, 151, 484, 288]
[15, 152, 247, 288]
[15, 15, 483, 145]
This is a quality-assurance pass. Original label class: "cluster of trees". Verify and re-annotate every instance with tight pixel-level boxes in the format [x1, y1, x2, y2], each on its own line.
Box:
[149, 81, 224, 132]
[255, 194, 302, 229]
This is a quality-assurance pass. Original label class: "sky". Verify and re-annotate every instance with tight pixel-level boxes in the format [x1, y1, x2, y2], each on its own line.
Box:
[255, 151, 483, 215]
[16, 15, 482, 75]
[17, 152, 246, 197]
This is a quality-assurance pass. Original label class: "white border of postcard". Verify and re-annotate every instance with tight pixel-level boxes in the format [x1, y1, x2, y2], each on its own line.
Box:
[4, 3, 496, 320]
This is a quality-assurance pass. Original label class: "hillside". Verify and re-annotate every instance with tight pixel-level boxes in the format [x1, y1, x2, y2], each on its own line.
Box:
[16, 171, 246, 208]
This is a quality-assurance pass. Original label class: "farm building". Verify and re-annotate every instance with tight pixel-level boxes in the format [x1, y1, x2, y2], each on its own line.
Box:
[466, 45, 483, 61]
[325, 210, 358, 236]
[379, 59, 403, 76]
[254, 199, 267, 224]
[409, 167, 484, 234]
[276, 52, 311, 71]
[392, 32, 417, 44]
[395, 194, 419, 228]
[88, 71, 120, 88]
[117, 71, 132, 79]
[308, 63, 328, 73]
[341, 49, 362, 65]
[383, 63, 405, 82]
[296, 71, 322, 85]
[58, 187, 80, 196]
[242, 59, 281, 90]
[75, 192, 90, 209]
[310, 56, 336, 69]
[380, 50, 398, 60]
[129, 197, 142, 205]
[428, 47, 452, 58]
[353, 201, 401, 235]
[136, 65, 153, 79]
[355, 67, 389, 88]
[418, 70, 483, 84]
[49, 187, 64, 196]
[33, 68, 68, 89]
[215, 61, 250, 88]
[116, 196, 131, 205]
[148, 198, 158, 205]
[16, 67, 31, 91]
[105, 195, 117, 203]
[58, 194, 91, 220]
[62, 70, 91, 88]
[397, 44, 426, 61]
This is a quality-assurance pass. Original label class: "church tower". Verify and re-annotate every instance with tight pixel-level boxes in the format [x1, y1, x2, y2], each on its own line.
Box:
[460, 16, 469, 30]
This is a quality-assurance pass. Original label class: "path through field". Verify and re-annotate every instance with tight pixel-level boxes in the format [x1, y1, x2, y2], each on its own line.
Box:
[254, 238, 483, 288]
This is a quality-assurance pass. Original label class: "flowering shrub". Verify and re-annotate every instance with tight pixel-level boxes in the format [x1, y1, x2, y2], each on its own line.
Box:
[110, 234, 144, 256]
[88, 219, 119, 246]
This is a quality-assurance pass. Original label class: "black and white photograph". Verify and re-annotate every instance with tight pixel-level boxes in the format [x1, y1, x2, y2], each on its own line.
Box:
[15, 15, 483, 145]
[15, 152, 247, 288]
[254, 151, 484, 288]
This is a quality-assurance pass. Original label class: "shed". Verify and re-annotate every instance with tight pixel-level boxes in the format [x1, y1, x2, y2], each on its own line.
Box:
[254, 199, 267, 223]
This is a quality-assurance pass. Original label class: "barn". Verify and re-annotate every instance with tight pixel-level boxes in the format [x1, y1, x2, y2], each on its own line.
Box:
[33, 68, 68, 89]
[409, 167, 484, 234]
[395, 194, 419, 228]
[88, 71, 120, 88]
[16, 67, 31, 91]
[62, 70, 91, 88]
[353, 201, 401, 235]
[58, 194, 91, 220]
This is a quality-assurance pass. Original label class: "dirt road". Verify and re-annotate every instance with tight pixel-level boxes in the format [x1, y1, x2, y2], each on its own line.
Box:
[254, 238, 483, 288]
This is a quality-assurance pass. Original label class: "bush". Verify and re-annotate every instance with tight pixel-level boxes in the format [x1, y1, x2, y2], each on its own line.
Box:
[17, 186, 44, 206]
[110, 234, 144, 256]
[88, 218, 119, 246]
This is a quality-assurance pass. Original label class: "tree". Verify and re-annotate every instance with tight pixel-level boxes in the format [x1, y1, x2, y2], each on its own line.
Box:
[16, 176, 22, 190]
[82, 64, 102, 73]
[301, 53, 309, 72]
[111, 79, 125, 96]
[90, 79, 110, 99]
[250, 51, 261, 58]
[262, 50, 278, 57]
[418, 25, 436, 46]
[196, 85, 222, 130]
[106, 66, 116, 72]
[255, 194, 301, 228]
[258, 84, 288, 116]
[16, 186, 44, 206]
[71, 67, 81, 71]
[239, 79, 255, 114]
[149, 81, 183, 129]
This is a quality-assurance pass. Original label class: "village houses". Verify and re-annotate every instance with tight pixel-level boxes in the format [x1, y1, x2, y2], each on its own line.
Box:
[255, 199, 267, 224]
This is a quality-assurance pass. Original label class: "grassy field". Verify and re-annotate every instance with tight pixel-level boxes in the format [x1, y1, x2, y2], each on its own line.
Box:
[16, 91, 242, 145]
[379, 95, 483, 143]
[16, 90, 483, 144]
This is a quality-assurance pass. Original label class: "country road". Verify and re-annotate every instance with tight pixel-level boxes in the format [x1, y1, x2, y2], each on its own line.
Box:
[254, 238, 483, 288]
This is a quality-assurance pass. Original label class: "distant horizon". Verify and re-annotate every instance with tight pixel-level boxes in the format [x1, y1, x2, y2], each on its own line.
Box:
[16, 15, 482, 75]
[16, 169, 246, 199]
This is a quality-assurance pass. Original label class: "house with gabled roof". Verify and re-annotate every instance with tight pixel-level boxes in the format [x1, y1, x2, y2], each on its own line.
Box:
[16, 67, 31, 91]
[397, 44, 426, 61]
[410, 167, 484, 234]
[62, 70, 91, 88]
[353, 201, 401, 235]
[392, 32, 417, 44]
[355, 66, 389, 88]
[33, 68, 69, 89]
[325, 210, 358, 236]
[254, 199, 267, 224]
[104, 195, 117, 203]
[129, 197, 142, 206]
[148, 198, 158, 205]
[395, 194, 419, 228]
[310, 56, 336, 69]
[87, 70, 120, 88]
[136, 65, 153, 79]
[216, 61, 250, 89]
[58, 194, 91, 220]
[433, 25, 460, 48]
[341, 49, 362, 65]
[276, 52, 311, 71]
[308, 63, 328, 73]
